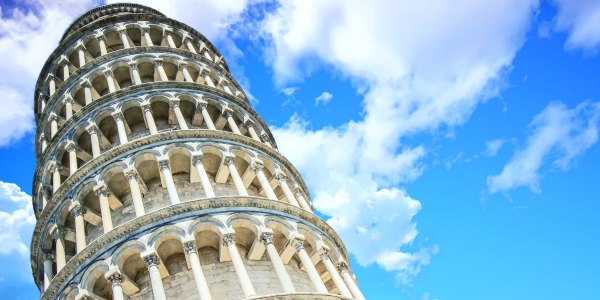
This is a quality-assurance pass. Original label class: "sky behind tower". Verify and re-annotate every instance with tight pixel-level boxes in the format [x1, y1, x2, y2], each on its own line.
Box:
[1, 1, 600, 299]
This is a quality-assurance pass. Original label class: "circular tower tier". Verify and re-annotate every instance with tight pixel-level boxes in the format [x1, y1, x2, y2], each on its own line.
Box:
[31, 4, 366, 300]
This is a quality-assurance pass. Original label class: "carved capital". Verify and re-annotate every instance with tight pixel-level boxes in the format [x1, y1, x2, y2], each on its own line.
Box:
[183, 241, 197, 254]
[70, 204, 86, 217]
[178, 62, 188, 70]
[128, 61, 139, 70]
[52, 227, 66, 239]
[251, 161, 264, 172]
[143, 253, 160, 267]
[124, 169, 138, 181]
[222, 233, 235, 246]
[94, 185, 109, 198]
[107, 272, 123, 285]
[86, 125, 99, 135]
[275, 172, 287, 182]
[48, 114, 58, 122]
[153, 58, 164, 67]
[294, 240, 305, 252]
[65, 142, 77, 152]
[191, 155, 203, 166]
[260, 232, 273, 246]
[102, 69, 114, 77]
[111, 112, 124, 122]
[338, 261, 349, 272]
[158, 160, 170, 171]
[63, 96, 74, 104]
[223, 156, 235, 166]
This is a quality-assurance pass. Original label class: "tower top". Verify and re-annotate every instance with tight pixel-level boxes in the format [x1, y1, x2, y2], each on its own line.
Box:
[61, 3, 165, 40]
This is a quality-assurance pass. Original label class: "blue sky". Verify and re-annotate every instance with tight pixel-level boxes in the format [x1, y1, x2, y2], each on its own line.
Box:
[1, 0, 600, 299]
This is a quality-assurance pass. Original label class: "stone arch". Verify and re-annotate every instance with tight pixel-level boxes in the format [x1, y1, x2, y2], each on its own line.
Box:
[80, 260, 110, 298]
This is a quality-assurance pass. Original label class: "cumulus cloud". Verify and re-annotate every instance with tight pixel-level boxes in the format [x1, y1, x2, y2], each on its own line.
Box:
[0, 0, 97, 147]
[314, 91, 332, 106]
[0, 181, 35, 257]
[280, 86, 299, 96]
[553, 0, 600, 51]
[487, 101, 600, 194]
[263, 0, 538, 282]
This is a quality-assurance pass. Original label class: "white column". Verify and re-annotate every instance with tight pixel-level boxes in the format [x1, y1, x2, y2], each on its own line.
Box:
[185, 39, 197, 53]
[155, 60, 169, 81]
[66, 143, 78, 175]
[125, 170, 145, 217]
[295, 240, 328, 293]
[64, 97, 73, 120]
[224, 111, 241, 135]
[142, 105, 158, 134]
[321, 252, 352, 298]
[94, 186, 113, 233]
[97, 35, 108, 55]
[104, 70, 116, 93]
[203, 49, 213, 61]
[180, 63, 194, 82]
[112, 113, 128, 145]
[61, 60, 70, 81]
[199, 103, 216, 130]
[49, 114, 58, 138]
[222, 83, 233, 95]
[203, 73, 215, 87]
[47, 74, 56, 96]
[129, 62, 142, 85]
[106, 272, 125, 300]
[340, 263, 366, 300]
[142, 253, 167, 300]
[42, 252, 54, 290]
[41, 135, 48, 152]
[71, 205, 87, 253]
[81, 81, 93, 105]
[171, 101, 189, 130]
[76, 45, 86, 67]
[244, 122, 262, 142]
[183, 241, 213, 300]
[49, 163, 61, 193]
[252, 162, 277, 200]
[260, 132, 273, 148]
[119, 29, 131, 48]
[53, 228, 66, 272]
[294, 187, 312, 211]
[224, 156, 248, 196]
[192, 155, 215, 198]
[222, 233, 256, 297]
[276, 173, 300, 207]
[166, 32, 177, 48]
[87, 126, 101, 158]
[142, 28, 154, 46]
[40, 186, 49, 209]
[261, 233, 295, 293]
[158, 160, 180, 205]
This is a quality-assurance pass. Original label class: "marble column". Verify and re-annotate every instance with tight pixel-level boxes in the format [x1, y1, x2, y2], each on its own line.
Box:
[142, 28, 154, 46]
[183, 241, 213, 300]
[112, 113, 128, 145]
[224, 156, 248, 196]
[180, 63, 194, 82]
[185, 38, 197, 53]
[166, 32, 177, 48]
[64, 97, 73, 120]
[97, 35, 108, 56]
[224, 111, 241, 135]
[125, 170, 145, 217]
[119, 29, 131, 48]
[223, 233, 255, 297]
[49, 114, 58, 138]
[294, 187, 312, 211]
[261, 233, 295, 293]
[171, 101, 189, 130]
[252, 162, 277, 200]
[81, 80, 93, 105]
[199, 103, 216, 130]
[71, 204, 87, 253]
[276, 173, 300, 207]
[339, 262, 365, 300]
[142, 105, 158, 134]
[94, 186, 113, 233]
[295, 240, 328, 293]
[155, 60, 169, 81]
[320, 252, 352, 298]
[129, 62, 142, 85]
[86, 126, 101, 158]
[49, 162, 61, 193]
[47, 74, 56, 96]
[104, 69, 116, 93]
[42, 251, 54, 290]
[158, 160, 180, 205]
[66, 143, 78, 176]
[243, 122, 262, 142]
[53, 228, 66, 272]
[192, 155, 215, 198]
[142, 253, 167, 300]
[106, 272, 125, 300]
[76, 44, 86, 67]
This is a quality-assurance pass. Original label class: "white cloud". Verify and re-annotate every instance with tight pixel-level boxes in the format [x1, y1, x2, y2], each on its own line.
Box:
[553, 0, 600, 51]
[314, 91, 332, 106]
[0, 0, 98, 147]
[483, 138, 506, 157]
[0, 181, 35, 257]
[487, 101, 600, 194]
[280, 86, 299, 96]
[264, 0, 538, 282]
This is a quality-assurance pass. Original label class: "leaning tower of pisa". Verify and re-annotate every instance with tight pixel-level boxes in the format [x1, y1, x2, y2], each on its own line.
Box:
[30, 4, 366, 300]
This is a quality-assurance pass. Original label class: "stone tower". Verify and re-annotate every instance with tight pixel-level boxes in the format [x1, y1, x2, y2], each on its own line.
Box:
[31, 4, 365, 300]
